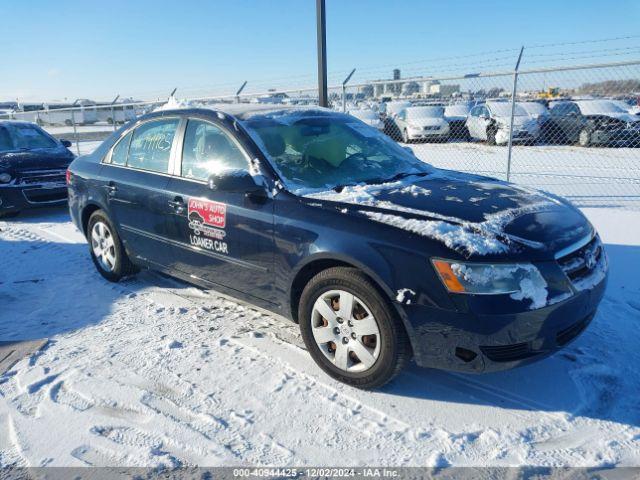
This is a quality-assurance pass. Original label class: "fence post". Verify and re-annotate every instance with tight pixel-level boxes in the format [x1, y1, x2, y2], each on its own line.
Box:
[506, 46, 524, 182]
[342, 68, 356, 113]
[71, 109, 80, 156]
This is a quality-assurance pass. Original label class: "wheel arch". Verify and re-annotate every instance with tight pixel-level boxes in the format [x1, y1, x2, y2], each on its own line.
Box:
[80, 202, 105, 236]
[289, 252, 417, 358]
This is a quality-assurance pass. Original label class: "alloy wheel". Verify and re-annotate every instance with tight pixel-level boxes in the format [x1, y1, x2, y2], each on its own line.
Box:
[91, 221, 117, 272]
[311, 289, 381, 373]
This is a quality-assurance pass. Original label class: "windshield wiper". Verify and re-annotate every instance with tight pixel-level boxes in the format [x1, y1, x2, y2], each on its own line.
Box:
[364, 171, 429, 185]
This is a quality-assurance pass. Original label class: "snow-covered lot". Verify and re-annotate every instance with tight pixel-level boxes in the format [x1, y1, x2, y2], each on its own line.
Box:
[1, 205, 639, 467]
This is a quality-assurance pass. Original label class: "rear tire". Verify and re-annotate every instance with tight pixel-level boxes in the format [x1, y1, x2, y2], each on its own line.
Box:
[87, 210, 138, 282]
[298, 267, 411, 389]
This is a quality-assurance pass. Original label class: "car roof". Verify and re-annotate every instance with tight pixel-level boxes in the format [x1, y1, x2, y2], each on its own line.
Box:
[147, 103, 332, 121]
[0, 120, 39, 127]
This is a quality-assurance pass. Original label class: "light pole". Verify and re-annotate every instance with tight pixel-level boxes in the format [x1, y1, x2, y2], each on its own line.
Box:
[316, 0, 328, 107]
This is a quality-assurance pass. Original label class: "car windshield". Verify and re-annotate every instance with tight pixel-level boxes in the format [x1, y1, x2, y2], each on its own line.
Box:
[349, 110, 378, 120]
[519, 102, 548, 116]
[488, 102, 528, 117]
[242, 110, 432, 191]
[578, 101, 627, 115]
[444, 104, 470, 116]
[0, 123, 58, 152]
[406, 106, 444, 119]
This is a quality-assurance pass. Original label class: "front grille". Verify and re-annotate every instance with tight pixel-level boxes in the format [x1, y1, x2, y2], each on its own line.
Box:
[556, 235, 603, 284]
[17, 169, 66, 186]
[480, 342, 537, 362]
[556, 313, 593, 346]
[22, 188, 67, 203]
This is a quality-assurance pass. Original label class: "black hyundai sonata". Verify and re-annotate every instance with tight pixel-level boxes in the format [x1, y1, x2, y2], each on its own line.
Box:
[67, 105, 608, 388]
[0, 121, 75, 217]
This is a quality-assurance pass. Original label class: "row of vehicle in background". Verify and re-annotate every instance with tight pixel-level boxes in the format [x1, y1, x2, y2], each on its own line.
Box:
[347, 98, 640, 147]
[0, 100, 139, 126]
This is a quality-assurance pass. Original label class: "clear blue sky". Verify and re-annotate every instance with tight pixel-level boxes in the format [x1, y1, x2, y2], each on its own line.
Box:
[1, 0, 638, 101]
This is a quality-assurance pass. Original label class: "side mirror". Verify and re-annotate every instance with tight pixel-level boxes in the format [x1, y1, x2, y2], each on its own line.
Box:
[60, 139, 72, 148]
[208, 169, 264, 195]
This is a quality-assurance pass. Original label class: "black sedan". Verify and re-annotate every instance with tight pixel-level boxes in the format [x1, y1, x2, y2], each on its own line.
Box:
[67, 105, 608, 388]
[0, 121, 74, 217]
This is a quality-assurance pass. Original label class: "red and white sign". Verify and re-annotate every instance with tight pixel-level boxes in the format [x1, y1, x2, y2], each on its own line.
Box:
[188, 198, 226, 229]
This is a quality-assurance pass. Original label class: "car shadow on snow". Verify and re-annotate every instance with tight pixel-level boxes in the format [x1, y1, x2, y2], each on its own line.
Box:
[0, 207, 189, 343]
[382, 243, 640, 429]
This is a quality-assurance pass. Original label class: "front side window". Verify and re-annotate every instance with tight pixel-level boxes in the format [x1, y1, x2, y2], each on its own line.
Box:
[242, 110, 432, 191]
[126, 118, 179, 173]
[181, 119, 247, 181]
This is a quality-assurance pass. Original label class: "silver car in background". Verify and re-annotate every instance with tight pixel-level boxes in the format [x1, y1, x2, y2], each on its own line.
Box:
[466, 101, 540, 145]
[394, 106, 450, 143]
[348, 108, 384, 130]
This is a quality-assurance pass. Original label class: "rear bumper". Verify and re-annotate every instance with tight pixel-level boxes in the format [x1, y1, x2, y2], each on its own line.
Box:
[404, 270, 608, 373]
[0, 184, 68, 213]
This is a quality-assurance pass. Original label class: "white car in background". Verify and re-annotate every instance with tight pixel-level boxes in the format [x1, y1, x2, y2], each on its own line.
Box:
[394, 106, 450, 143]
[466, 101, 540, 145]
[348, 108, 384, 130]
[382, 100, 412, 138]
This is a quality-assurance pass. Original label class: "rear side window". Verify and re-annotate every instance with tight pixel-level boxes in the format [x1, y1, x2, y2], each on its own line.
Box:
[126, 119, 179, 173]
[109, 131, 132, 166]
[181, 119, 247, 181]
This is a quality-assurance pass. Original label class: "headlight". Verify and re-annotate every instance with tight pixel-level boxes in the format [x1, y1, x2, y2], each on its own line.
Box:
[432, 259, 547, 299]
[0, 173, 11, 183]
[409, 124, 423, 130]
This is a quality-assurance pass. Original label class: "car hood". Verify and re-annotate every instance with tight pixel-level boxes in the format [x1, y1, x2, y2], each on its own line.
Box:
[299, 169, 591, 259]
[407, 117, 447, 127]
[605, 112, 640, 123]
[496, 115, 537, 129]
[0, 146, 74, 173]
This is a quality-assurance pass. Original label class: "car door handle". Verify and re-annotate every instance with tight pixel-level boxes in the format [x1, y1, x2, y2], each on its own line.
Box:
[168, 197, 185, 214]
[105, 182, 117, 196]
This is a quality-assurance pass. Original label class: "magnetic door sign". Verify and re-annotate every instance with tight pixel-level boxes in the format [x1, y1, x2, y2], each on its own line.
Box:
[188, 198, 226, 228]
[188, 198, 229, 253]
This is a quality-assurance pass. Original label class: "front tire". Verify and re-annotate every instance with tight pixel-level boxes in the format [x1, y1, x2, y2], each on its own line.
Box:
[487, 127, 497, 145]
[578, 128, 592, 147]
[87, 210, 138, 282]
[298, 267, 411, 389]
[402, 128, 410, 143]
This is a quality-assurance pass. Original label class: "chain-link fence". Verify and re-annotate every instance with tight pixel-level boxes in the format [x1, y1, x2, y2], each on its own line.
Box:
[2, 59, 639, 209]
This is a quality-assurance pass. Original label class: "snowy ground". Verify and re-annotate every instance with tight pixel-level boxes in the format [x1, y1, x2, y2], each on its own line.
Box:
[0, 204, 639, 468]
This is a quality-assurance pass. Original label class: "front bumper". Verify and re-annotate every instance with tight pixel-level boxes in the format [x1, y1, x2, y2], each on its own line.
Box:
[403, 267, 608, 373]
[0, 183, 68, 213]
[407, 129, 449, 140]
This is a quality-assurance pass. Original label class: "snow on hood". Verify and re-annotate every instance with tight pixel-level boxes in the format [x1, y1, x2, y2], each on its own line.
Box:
[300, 170, 583, 257]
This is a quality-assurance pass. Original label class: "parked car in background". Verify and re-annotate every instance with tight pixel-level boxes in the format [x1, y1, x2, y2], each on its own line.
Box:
[519, 102, 553, 141]
[444, 103, 471, 140]
[96, 103, 137, 125]
[67, 105, 608, 388]
[466, 102, 540, 145]
[36, 100, 98, 126]
[547, 100, 640, 147]
[383, 101, 412, 138]
[348, 108, 384, 130]
[0, 121, 74, 217]
[394, 106, 450, 143]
